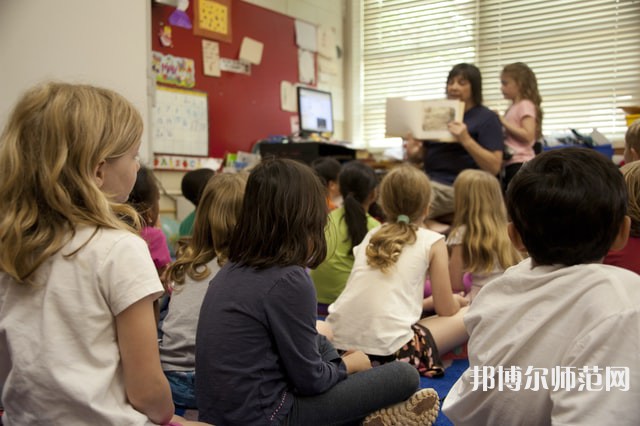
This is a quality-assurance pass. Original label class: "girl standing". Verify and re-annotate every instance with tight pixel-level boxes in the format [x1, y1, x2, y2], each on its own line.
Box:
[160, 172, 247, 409]
[0, 82, 206, 425]
[327, 165, 469, 377]
[448, 169, 522, 301]
[311, 160, 380, 313]
[196, 159, 440, 426]
[499, 62, 543, 191]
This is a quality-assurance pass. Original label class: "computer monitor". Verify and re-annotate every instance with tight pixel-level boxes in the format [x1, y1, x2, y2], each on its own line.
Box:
[297, 87, 334, 136]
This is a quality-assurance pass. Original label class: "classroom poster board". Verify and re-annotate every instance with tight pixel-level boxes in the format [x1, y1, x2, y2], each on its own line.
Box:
[153, 86, 209, 156]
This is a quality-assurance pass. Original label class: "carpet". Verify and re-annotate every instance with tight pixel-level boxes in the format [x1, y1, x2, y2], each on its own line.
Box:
[420, 358, 469, 426]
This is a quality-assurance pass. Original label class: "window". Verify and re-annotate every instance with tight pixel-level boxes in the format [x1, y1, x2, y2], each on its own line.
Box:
[358, 0, 640, 149]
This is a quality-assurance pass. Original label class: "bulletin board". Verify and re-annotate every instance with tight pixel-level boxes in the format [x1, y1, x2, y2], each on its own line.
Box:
[152, 86, 209, 156]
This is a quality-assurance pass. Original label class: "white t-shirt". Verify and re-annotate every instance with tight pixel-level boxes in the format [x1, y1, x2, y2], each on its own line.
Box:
[446, 225, 504, 301]
[327, 226, 444, 355]
[443, 258, 640, 425]
[0, 226, 164, 425]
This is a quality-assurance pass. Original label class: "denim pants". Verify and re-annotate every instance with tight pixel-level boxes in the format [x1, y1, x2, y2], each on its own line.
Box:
[165, 370, 197, 409]
[283, 336, 420, 425]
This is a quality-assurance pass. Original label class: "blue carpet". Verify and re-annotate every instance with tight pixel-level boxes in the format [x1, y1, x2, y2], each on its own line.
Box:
[420, 359, 469, 426]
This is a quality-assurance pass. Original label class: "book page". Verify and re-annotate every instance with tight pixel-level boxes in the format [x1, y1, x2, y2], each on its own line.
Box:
[386, 98, 464, 142]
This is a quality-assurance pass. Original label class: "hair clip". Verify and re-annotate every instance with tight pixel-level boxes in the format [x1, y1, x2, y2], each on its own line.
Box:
[397, 214, 410, 223]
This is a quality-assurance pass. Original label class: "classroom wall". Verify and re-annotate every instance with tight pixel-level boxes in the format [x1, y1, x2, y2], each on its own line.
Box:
[0, 0, 153, 160]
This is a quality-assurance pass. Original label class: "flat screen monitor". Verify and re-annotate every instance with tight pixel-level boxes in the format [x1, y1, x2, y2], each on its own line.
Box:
[297, 87, 334, 135]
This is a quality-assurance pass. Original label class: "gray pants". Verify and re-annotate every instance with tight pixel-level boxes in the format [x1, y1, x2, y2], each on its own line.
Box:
[283, 337, 420, 426]
[427, 180, 455, 220]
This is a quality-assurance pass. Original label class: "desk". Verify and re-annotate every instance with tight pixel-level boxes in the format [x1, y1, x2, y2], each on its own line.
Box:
[259, 142, 357, 164]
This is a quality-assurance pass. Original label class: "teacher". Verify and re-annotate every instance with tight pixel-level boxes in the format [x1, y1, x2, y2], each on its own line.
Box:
[406, 63, 503, 221]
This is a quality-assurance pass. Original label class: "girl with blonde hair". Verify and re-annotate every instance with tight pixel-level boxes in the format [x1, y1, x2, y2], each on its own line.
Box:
[160, 172, 246, 409]
[327, 165, 469, 377]
[448, 169, 522, 301]
[0, 82, 207, 426]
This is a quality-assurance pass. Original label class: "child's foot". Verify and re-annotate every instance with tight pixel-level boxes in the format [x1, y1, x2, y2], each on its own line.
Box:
[361, 388, 439, 426]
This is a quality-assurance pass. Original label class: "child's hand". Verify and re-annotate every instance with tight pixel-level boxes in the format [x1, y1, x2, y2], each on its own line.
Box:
[342, 350, 372, 374]
[454, 292, 470, 308]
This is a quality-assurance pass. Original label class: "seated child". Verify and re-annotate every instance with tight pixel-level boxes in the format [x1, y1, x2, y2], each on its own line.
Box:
[128, 165, 172, 277]
[179, 168, 215, 237]
[160, 172, 246, 409]
[447, 169, 522, 301]
[623, 118, 640, 164]
[311, 156, 342, 210]
[444, 147, 640, 425]
[327, 165, 469, 377]
[603, 161, 640, 274]
[196, 159, 441, 426]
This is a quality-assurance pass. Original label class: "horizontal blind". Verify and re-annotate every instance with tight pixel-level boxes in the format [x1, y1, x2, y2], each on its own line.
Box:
[362, 0, 477, 148]
[478, 0, 640, 143]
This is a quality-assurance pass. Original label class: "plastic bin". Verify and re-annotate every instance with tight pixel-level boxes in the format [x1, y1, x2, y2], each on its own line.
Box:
[542, 143, 613, 159]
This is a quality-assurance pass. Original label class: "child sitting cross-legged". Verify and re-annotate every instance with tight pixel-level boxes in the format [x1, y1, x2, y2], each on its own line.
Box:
[444, 147, 640, 425]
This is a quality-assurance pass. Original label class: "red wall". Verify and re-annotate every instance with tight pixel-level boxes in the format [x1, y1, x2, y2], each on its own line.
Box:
[151, 1, 302, 158]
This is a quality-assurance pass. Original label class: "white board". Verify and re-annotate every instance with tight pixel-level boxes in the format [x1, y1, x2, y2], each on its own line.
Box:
[153, 86, 209, 156]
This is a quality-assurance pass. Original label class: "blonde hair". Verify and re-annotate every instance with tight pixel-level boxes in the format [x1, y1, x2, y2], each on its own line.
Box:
[168, 172, 247, 287]
[451, 169, 521, 273]
[621, 161, 640, 237]
[502, 62, 543, 139]
[0, 82, 143, 283]
[366, 165, 431, 273]
[625, 119, 640, 156]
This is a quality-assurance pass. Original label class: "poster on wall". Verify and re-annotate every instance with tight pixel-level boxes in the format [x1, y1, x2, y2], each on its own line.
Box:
[194, 0, 232, 43]
[152, 86, 209, 156]
[152, 51, 196, 88]
[202, 39, 221, 77]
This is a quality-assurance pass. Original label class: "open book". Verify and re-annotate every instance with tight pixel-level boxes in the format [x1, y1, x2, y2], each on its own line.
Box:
[385, 98, 465, 142]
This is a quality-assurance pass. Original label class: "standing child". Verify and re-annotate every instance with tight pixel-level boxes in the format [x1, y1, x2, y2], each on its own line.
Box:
[327, 165, 469, 377]
[499, 62, 543, 191]
[444, 148, 640, 425]
[0, 82, 207, 425]
[447, 169, 522, 301]
[128, 165, 172, 277]
[603, 161, 640, 274]
[160, 172, 246, 410]
[310, 160, 380, 313]
[196, 159, 441, 426]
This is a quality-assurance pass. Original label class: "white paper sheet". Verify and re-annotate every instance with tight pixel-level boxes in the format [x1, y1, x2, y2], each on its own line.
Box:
[239, 37, 264, 65]
[295, 20, 317, 52]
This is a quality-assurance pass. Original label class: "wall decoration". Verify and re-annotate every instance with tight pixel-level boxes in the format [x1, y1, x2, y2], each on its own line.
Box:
[169, 0, 192, 29]
[202, 39, 221, 77]
[219, 58, 250, 75]
[153, 154, 222, 171]
[152, 51, 196, 88]
[152, 86, 208, 156]
[194, 0, 232, 43]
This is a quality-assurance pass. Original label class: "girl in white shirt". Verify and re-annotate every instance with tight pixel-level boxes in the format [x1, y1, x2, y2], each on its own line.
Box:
[327, 165, 469, 377]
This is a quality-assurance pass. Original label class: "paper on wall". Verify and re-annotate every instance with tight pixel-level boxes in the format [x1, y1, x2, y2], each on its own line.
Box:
[298, 49, 315, 85]
[280, 81, 297, 112]
[202, 40, 221, 77]
[220, 58, 251, 75]
[239, 37, 264, 65]
[295, 20, 317, 52]
[317, 56, 337, 75]
[317, 25, 336, 59]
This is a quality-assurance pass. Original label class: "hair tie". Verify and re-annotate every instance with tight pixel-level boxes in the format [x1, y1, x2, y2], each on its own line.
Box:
[396, 214, 410, 224]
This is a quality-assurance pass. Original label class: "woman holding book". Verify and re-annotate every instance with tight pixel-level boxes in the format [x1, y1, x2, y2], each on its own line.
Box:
[405, 63, 503, 222]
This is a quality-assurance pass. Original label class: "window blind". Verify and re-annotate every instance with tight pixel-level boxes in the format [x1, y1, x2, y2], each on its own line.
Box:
[362, 0, 477, 148]
[361, 0, 640, 148]
[478, 0, 640, 143]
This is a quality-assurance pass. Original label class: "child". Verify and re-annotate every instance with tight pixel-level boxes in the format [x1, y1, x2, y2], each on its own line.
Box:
[311, 156, 342, 210]
[179, 168, 215, 237]
[498, 62, 543, 191]
[310, 160, 380, 312]
[160, 172, 246, 409]
[128, 165, 172, 277]
[196, 159, 441, 426]
[0, 82, 207, 425]
[443, 147, 640, 425]
[327, 165, 469, 377]
[623, 118, 640, 164]
[603, 161, 640, 274]
[447, 169, 522, 301]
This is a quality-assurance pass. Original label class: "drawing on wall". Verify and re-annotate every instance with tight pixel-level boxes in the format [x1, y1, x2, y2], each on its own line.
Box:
[194, 0, 232, 43]
[152, 87, 209, 156]
[152, 51, 196, 88]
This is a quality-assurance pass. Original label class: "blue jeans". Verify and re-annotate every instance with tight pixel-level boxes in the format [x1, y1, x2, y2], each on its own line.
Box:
[165, 370, 197, 409]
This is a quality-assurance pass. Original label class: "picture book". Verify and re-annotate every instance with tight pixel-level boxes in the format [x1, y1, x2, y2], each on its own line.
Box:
[385, 98, 465, 142]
